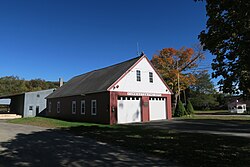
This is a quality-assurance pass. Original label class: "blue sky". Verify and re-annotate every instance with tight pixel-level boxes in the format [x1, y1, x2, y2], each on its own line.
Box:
[0, 0, 212, 82]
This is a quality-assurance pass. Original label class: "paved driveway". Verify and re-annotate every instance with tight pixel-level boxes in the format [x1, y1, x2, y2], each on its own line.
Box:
[132, 119, 250, 138]
[0, 120, 177, 167]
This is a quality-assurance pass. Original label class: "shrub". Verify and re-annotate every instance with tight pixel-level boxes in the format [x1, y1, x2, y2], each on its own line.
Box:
[186, 100, 194, 115]
[174, 100, 186, 117]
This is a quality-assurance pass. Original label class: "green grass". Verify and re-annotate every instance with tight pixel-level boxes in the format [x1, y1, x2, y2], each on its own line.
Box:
[194, 110, 228, 114]
[6, 116, 250, 167]
[7, 117, 110, 128]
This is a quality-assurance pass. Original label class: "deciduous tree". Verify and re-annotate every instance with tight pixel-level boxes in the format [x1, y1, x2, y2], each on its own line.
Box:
[189, 71, 218, 110]
[197, 0, 250, 95]
[151, 47, 204, 110]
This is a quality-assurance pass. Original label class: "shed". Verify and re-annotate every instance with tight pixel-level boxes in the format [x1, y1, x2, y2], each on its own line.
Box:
[0, 89, 55, 117]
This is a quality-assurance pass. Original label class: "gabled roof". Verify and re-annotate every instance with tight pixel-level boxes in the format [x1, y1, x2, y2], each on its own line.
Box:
[46, 56, 143, 98]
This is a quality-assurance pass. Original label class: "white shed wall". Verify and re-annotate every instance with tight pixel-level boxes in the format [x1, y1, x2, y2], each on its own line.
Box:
[110, 57, 171, 94]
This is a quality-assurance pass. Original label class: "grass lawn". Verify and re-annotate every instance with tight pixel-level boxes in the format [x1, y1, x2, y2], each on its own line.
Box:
[7, 117, 250, 167]
[7, 116, 110, 128]
[190, 110, 250, 120]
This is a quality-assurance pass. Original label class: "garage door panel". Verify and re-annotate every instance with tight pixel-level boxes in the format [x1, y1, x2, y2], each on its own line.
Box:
[149, 97, 166, 121]
[117, 97, 141, 124]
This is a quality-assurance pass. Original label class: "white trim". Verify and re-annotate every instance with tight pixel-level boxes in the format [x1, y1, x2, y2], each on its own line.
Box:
[57, 101, 60, 113]
[81, 100, 85, 115]
[91, 100, 97, 115]
[72, 101, 76, 114]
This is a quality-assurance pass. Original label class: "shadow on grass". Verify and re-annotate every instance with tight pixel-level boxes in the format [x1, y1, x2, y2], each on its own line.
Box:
[142, 119, 250, 135]
[67, 124, 250, 167]
[0, 127, 174, 167]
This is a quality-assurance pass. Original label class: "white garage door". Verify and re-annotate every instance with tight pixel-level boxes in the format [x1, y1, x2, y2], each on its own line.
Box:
[149, 97, 166, 121]
[117, 96, 141, 124]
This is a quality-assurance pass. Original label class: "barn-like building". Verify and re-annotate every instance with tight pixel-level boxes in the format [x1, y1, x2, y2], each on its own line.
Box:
[46, 55, 172, 124]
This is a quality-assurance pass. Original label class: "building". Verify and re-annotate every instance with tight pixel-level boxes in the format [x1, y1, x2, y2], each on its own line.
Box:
[227, 96, 249, 114]
[0, 89, 55, 117]
[46, 55, 172, 124]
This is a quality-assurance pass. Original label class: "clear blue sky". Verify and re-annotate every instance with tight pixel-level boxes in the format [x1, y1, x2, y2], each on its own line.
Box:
[0, 0, 212, 82]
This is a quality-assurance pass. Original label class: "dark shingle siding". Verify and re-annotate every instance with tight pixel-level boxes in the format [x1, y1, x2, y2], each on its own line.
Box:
[47, 56, 142, 98]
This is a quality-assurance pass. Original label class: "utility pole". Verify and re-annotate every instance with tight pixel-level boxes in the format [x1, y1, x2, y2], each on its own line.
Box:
[177, 59, 180, 101]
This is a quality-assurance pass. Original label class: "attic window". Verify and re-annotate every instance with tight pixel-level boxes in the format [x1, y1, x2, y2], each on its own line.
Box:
[136, 70, 141, 82]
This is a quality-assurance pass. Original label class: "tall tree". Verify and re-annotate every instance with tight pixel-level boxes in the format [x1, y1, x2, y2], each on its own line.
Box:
[197, 0, 250, 95]
[151, 47, 204, 109]
[189, 71, 218, 110]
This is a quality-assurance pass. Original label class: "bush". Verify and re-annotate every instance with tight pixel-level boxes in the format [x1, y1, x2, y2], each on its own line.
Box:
[186, 100, 194, 115]
[174, 100, 186, 117]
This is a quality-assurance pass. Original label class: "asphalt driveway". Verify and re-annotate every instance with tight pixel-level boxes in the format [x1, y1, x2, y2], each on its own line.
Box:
[131, 119, 250, 138]
[0, 120, 177, 167]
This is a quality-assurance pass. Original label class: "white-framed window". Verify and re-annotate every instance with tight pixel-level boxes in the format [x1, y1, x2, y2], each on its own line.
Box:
[72, 101, 76, 114]
[57, 101, 60, 113]
[81, 100, 85, 115]
[48, 102, 52, 112]
[149, 72, 153, 83]
[136, 70, 141, 82]
[91, 100, 97, 115]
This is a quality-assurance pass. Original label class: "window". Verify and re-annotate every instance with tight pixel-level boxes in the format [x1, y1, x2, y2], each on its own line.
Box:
[81, 100, 85, 115]
[72, 101, 76, 114]
[136, 70, 141, 81]
[48, 102, 52, 112]
[91, 100, 97, 115]
[29, 106, 33, 110]
[57, 101, 60, 113]
[149, 72, 153, 83]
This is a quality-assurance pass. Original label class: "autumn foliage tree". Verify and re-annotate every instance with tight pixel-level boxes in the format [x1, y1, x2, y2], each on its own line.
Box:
[151, 47, 204, 110]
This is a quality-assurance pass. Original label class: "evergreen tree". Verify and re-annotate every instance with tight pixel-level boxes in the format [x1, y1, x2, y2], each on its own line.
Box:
[174, 100, 186, 117]
[186, 100, 194, 115]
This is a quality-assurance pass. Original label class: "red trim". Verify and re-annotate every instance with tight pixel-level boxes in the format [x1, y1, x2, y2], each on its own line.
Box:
[109, 91, 127, 124]
[144, 56, 173, 94]
[107, 56, 145, 91]
[141, 96, 149, 122]
[162, 94, 172, 120]
[107, 55, 173, 94]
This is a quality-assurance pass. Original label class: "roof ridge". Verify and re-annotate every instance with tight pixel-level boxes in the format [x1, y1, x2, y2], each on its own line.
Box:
[72, 55, 142, 79]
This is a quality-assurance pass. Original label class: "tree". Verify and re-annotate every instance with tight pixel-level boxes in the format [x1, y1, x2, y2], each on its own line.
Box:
[197, 0, 250, 95]
[186, 100, 194, 115]
[174, 100, 186, 117]
[189, 71, 218, 110]
[151, 47, 204, 110]
[0, 76, 59, 96]
[0, 76, 28, 96]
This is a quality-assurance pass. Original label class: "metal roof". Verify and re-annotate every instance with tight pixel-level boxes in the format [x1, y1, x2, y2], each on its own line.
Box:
[46, 56, 142, 98]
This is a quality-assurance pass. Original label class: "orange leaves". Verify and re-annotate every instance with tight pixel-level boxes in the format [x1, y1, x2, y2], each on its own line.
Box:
[151, 47, 201, 94]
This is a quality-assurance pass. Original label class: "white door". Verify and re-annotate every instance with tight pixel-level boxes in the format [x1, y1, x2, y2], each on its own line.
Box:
[149, 97, 166, 121]
[117, 96, 141, 124]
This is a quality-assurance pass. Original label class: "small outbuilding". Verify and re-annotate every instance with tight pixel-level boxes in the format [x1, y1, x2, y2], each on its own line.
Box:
[46, 55, 172, 124]
[228, 99, 247, 114]
[0, 89, 55, 117]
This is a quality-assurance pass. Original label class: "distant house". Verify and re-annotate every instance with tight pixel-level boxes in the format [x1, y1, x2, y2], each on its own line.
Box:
[46, 55, 172, 124]
[0, 89, 55, 117]
[227, 96, 249, 114]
